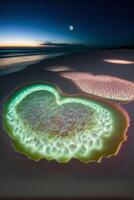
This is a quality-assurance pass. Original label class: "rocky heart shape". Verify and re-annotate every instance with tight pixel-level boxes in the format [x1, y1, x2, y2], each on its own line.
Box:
[3, 83, 129, 163]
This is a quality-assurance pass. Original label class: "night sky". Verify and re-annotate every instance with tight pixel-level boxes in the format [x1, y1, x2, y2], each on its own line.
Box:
[0, 0, 134, 47]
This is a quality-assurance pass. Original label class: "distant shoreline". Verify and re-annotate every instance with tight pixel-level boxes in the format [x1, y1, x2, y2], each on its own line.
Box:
[0, 52, 71, 75]
[0, 48, 134, 76]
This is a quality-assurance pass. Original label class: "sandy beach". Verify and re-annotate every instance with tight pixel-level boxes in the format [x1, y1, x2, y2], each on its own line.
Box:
[0, 49, 134, 198]
[0, 49, 134, 93]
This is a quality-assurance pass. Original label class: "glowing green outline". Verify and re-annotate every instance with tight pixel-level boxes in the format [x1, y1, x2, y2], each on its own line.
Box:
[3, 83, 129, 163]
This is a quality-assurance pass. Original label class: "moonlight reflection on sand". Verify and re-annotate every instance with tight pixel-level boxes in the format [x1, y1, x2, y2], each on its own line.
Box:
[60, 72, 134, 103]
[46, 66, 73, 72]
[104, 59, 134, 64]
[3, 83, 129, 163]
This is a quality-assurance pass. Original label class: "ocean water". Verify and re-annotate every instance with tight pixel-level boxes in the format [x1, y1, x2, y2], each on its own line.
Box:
[0, 47, 78, 75]
[0, 46, 77, 58]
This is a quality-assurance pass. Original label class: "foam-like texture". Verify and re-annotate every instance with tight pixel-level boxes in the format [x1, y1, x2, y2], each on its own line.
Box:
[3, 83, 129, 163]
[60, 72, 134, 103]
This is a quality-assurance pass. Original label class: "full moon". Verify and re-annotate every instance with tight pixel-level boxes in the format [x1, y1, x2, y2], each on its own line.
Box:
[69, 25, 74, 31]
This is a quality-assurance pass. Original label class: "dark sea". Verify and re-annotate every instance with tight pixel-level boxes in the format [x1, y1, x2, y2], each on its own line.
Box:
[0, 46, 77, 58]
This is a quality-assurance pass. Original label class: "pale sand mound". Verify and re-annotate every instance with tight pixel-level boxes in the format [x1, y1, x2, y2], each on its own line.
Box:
[60, 72, 134, 103]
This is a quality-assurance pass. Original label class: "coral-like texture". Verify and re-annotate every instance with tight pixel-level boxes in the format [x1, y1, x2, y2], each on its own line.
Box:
[60, 72, 134, 103]
[3, 83, 129, 163]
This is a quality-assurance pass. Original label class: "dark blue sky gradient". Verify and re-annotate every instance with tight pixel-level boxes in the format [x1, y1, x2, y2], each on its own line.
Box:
[0, 0, 134, 47]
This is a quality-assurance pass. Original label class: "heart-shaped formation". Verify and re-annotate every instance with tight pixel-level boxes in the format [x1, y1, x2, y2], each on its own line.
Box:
[3, 83, 129, 163]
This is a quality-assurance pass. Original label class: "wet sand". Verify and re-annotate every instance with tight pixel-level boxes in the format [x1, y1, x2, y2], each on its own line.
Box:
[0, 52, 65, 75]
[0, 49, 134, 199]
